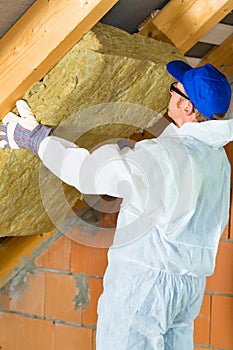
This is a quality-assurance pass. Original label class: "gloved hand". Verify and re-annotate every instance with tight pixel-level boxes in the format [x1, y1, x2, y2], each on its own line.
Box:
[0, 100, 53, 155]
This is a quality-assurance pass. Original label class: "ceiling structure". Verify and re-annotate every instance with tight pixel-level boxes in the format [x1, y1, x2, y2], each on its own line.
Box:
[2, 0, 164, 38]
[1, 0, 232, 73]
[0, 0, 35, 37]
[0, 0, 232, 121]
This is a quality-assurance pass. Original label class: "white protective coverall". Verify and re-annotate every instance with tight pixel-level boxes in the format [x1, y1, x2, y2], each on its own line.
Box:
[38, 119, 232, 349]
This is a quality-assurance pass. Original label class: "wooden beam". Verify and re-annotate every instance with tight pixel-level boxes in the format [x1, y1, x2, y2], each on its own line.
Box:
[0, 0, 119, 118]
[0, 231, 55, 289]
[139, 0, 233, 54]
[0, 198, 85, 289]
[199, 34, 233, 79]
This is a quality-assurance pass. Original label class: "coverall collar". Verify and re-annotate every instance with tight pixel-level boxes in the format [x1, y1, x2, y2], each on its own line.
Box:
[160, 119, 233, 148]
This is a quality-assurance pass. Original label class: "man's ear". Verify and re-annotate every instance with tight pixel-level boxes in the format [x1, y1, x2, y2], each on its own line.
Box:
[184, 101, 194, 116]
[183, 101, 197, 122]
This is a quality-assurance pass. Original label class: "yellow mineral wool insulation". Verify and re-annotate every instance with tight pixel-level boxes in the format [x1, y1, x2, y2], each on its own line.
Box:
[24, 23, 185, 127]
[0, 23, 185, 237]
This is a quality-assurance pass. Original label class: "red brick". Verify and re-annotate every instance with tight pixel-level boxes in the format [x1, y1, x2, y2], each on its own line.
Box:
[206, 241, 233, 295]
[35, 236, 71, 271]
[70, 242, 108, 277]
[10, 270, 45, 316]
[44, 272, 81, 323]
[0, 284, 10, 310]
[67, 223, 114, 249]
[17, 315, 54, 350]
[82, 277, 103, 326]
[0, 312, 18, 350]
[230, 188, 233, 240]
[54, 323, 92, 350]
[194, 294, 211, 345]
[0, 312, 55, 350]
[93, 329, 96, 350]
[221, 222, 229, 239]
[210, 295, 233, 349]
[225, 142, 233, 181]
[98, 196, 121, 228]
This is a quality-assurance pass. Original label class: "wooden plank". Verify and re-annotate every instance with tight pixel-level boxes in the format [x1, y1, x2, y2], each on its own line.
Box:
[139, 0, 233, 54]
[199, 34, 233, 79]
[0, 231, 55, 289]
[0, 0, 119, 118]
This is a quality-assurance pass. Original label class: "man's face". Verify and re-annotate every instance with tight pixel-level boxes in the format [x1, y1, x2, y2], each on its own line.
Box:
[167, 82, 196, 126]
[168, 82, 185, 118]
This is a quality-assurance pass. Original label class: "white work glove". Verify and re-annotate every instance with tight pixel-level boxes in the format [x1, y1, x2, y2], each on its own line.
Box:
[0, 100, 53, 155]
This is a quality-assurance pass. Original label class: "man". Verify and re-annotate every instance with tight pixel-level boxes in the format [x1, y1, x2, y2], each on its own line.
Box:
[0, 60, 232, 349]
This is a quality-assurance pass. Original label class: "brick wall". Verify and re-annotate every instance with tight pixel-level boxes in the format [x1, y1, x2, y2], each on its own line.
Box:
[0, 235, 108, 350]
[193, 142, 233, 350]
[0, 144, 233, 350]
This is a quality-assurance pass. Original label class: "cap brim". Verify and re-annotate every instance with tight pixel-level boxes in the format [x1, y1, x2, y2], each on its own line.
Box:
[166, 60, 192, 83]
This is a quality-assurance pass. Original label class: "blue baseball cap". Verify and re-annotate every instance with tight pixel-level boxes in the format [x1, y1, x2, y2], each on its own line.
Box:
[166, 60, 231, 119]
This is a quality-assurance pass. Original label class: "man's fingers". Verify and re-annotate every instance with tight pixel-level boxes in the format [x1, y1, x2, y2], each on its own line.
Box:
[0, 140, 8, 148]
[0, 125, 7, 138]
[2, 112, 21, 125]
[0, 132, 7, 140]
[16, 100, 35, 120]
[0, 122, 19, 149]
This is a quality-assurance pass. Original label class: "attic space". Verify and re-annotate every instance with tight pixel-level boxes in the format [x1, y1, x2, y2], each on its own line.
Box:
[0, 1, 233, 350]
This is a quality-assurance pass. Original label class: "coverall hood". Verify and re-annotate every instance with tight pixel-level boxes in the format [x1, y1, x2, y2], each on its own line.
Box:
[176, 119, 233, 148]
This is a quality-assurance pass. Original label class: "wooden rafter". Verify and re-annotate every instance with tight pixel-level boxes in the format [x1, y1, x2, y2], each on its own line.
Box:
[199, 34, 233, 79]
[0, 231, 55, 289]
[139, 0, 233, 54]
[0, 0, 119, 288]
[0, 0, 119, 117]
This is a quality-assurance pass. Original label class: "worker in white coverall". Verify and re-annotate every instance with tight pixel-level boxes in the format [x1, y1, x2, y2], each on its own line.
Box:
[0, 60, 232, 349]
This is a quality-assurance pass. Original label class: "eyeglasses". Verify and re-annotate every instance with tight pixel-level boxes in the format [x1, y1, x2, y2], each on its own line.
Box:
[170, 82, 190, 101]
[170, 82, 196, 113]
[170, 82, 217, 120]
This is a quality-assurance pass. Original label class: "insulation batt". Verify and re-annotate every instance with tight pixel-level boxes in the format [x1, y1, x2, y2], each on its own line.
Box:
[0, 23, 185, 237]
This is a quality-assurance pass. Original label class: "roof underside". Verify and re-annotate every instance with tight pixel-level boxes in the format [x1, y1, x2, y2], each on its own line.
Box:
[0, 0, 232, 72]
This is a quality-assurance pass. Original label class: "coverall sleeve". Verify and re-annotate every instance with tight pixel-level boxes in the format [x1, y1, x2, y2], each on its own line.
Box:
[38, 136, 135, 197]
